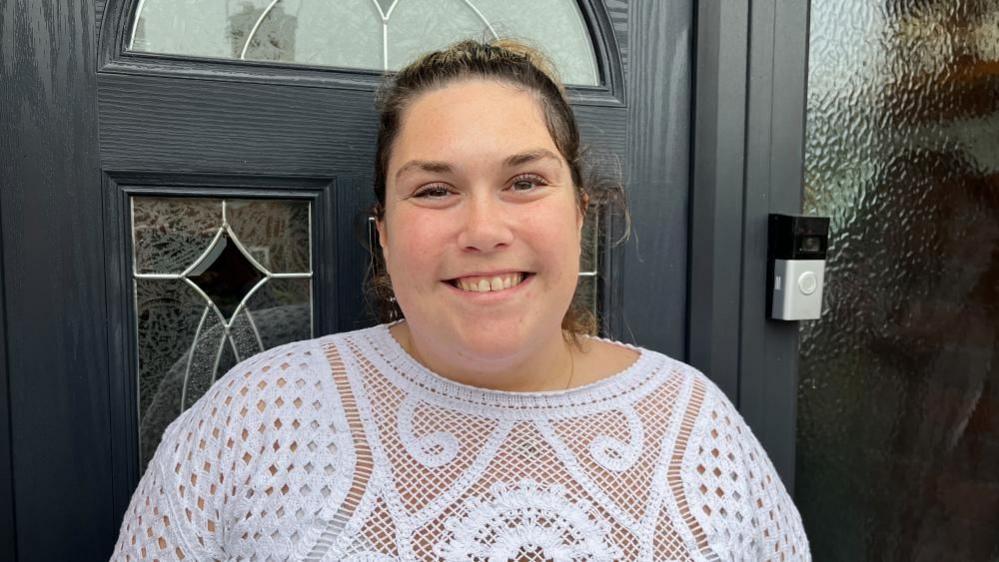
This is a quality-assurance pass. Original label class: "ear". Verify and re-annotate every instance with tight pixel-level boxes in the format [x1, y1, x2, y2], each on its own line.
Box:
[375, 218, 389, 260]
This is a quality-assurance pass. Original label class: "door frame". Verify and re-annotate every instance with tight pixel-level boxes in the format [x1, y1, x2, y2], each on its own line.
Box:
[688, 0, 811, 488]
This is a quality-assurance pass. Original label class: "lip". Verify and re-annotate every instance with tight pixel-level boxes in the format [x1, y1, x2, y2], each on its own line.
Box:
[442, 272, 535, 301]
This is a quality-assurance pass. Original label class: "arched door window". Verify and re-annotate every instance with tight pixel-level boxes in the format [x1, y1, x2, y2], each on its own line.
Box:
[127, 0, 601, 85]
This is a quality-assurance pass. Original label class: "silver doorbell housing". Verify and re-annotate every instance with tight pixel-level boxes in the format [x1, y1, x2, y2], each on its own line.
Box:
[767, 214, 830, 321]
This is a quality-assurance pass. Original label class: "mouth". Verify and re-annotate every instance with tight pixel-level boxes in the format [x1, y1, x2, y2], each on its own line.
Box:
[444, 272, 535, 293]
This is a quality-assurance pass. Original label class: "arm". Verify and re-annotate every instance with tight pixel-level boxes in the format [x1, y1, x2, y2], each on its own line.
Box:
[682, 375, 811, 561]
[111, 384, 233, 560]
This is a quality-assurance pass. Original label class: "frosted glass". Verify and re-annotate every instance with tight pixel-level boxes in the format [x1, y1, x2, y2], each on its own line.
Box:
[797, 1, 999, 560]
[128, 0, 600, 85]
[227, 198, 311, 273]
[385, 0, 486, 70]
[132, 196, 220, 274]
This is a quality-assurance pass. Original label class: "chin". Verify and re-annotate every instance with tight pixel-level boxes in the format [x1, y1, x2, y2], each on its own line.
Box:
[448, 316, 553, 362]
[458, 335, 523, 363]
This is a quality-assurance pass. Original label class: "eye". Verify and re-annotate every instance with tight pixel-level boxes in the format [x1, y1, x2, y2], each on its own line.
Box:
[509, 174, 548, 192]
[413, 184, 453, 199]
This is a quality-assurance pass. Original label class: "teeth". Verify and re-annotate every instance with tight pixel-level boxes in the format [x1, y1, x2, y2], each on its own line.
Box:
[455, 273, 526, 293]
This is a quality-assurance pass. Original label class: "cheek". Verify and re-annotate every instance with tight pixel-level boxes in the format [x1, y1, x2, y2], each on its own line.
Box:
[525, 209, 583, 272]
[384, 211, 451, 275]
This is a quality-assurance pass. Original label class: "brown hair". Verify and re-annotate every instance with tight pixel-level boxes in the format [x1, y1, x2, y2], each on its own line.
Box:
[365, 39, 628, 342]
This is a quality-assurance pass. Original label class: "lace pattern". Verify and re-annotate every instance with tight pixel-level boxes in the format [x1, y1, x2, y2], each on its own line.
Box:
[113, 323, 809, 561]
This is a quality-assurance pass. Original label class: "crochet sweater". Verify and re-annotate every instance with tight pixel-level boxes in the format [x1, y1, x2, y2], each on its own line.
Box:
[113, 323, 810, 561]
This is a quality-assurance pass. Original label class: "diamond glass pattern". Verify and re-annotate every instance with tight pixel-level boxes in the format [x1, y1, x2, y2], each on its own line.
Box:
[131, 196, 313, 472]
[188, 234, 265, 320]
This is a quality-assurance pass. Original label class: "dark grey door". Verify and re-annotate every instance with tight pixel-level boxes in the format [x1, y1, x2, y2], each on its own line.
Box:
[2, 0, 693, 559]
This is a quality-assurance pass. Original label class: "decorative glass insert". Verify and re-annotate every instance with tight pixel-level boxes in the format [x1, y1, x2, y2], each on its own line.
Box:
[132, 196, 313, 470]
[127, 0, 600, 85]
[797, 1, 999, 559]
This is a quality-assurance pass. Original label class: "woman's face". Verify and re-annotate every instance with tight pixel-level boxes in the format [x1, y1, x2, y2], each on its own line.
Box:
[377, 78, 583, 367]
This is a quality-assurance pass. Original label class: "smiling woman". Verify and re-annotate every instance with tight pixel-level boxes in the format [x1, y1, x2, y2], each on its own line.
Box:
[375, 76, 595, 392]
[112, 40, 810, 561]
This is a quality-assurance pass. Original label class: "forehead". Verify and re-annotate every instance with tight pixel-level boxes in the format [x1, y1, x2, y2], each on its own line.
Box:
[388, 79, 559, 168]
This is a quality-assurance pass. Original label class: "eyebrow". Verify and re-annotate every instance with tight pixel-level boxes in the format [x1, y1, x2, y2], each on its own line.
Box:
[394, 160, 453, 183]
[503, 149, 563, 168]
[393, 149, 563, 183]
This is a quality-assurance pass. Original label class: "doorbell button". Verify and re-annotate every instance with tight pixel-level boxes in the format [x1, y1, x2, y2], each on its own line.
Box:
[797, 271, 817, 295]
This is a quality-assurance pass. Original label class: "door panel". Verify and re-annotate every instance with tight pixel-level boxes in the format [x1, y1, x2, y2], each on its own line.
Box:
[98, 74, 379, 175]
[98, 75, 631, 180]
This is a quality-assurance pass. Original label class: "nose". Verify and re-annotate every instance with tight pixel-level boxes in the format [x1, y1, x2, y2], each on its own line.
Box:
[456, 192, 514, 253]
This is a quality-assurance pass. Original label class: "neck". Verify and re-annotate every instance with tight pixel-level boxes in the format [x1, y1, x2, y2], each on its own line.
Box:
[390, 321, 575, 392]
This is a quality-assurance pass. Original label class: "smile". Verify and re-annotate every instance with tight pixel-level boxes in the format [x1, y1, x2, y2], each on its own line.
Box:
[446, 272, 534, 293]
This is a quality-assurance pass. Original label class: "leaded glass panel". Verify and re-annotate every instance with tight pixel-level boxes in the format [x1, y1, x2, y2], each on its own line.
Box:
[132, 196, 313, 470]
[128, 0, 600, 85]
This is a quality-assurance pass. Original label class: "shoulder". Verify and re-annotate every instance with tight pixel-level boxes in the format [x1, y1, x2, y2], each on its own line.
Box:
[604, 345, 760, 475]
[604, 340, 730, 410]
[156, 325, 387, 461]
[661, 356, 809, 558]
[152, 338, 321, 453]
[146, 327, 392, 483]
[628, 347, 737, 420]
[198, 323, 386, 412]
[648, 353, 758, 466]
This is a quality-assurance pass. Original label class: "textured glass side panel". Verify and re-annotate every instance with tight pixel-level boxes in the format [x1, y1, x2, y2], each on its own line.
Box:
[129, 0, 599, 85]
[227, 198, 311, 273]
[132, 197, 220, 274]
[798, 1, 999, 560]
[132, 195, 315, 472]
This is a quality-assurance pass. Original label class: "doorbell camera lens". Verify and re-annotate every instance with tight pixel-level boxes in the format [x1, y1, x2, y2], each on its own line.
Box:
[799, 236, 821, 253]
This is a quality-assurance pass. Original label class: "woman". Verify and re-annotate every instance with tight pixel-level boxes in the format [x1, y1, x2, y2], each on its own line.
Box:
[114, 40, 809, 561]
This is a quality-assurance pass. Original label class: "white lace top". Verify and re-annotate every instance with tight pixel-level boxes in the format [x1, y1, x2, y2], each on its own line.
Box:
[113, 323, 809, 561]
